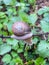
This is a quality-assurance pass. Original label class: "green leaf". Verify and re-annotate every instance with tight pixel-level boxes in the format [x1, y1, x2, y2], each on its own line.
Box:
[17, 41, 24, 53]
[29, 13, 38, 25]
[6, 8, 13, 16]
[45, 62, 49, 65]
[43, 13, 49, 17]
[10, 0, 16, 5]
[11, 51, 18, 58]
[6, 7, 17, 16]
[0, 12, 6, 18]
[24, 51, 28, 57]
[19, 40, 24, 47]
[42, 17, 49, 23]
[38, 7, 49, 15]
[10, 16, 17, 23]
[9, 59, 15, 65]
[0, 0, 2, 4]
[6, 22, 13, 32]
[9, 16, 22, 23]
[0, 12, 8, 23]
[0, 23, 3, 29]
[0, 39, 3, 44]
[1, 17, 8, 23]
[10, 57, 23, 65]
[36, 40, 49, 58]
[40, 20, 49, 32]
[3, 0, 11, 5]
[15, 57, 23, 65]
[26, 60, 34, 65]
[12, 43, 19, 50]
[0, 30, 3, 35]
[0, 6, 3, 9]
[2, 54, 11, 64]
[16, 2, 25, 7]
[35, 57, 46, 65]
[17, 48, 23, 53]
[6, 39, 18, 46]
[28, 0, 36, 4]
[19, 12, 29, 23]
[2, 31, 8, 36]
[0, 44, 11, 55]
[33, 37, 38, 44]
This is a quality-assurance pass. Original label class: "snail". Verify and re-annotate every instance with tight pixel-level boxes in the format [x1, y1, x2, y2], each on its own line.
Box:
[11, 21, 33, 46]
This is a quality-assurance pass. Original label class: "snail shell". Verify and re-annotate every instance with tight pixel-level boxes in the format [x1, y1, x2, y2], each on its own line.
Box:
[12, 21, 31, 36]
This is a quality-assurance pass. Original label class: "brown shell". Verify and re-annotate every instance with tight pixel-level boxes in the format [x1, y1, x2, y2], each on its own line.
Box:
[12, 21, 31, 36]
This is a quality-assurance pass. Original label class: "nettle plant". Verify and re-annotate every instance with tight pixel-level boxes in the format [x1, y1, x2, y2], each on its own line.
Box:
[0, 0, 49, 65]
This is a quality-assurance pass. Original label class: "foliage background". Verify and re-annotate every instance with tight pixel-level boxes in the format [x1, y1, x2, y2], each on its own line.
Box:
[0, 0, 49, 65]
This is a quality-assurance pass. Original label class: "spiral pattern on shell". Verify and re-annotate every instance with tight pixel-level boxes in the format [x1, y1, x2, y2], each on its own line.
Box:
[12, 21, 31, 36]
